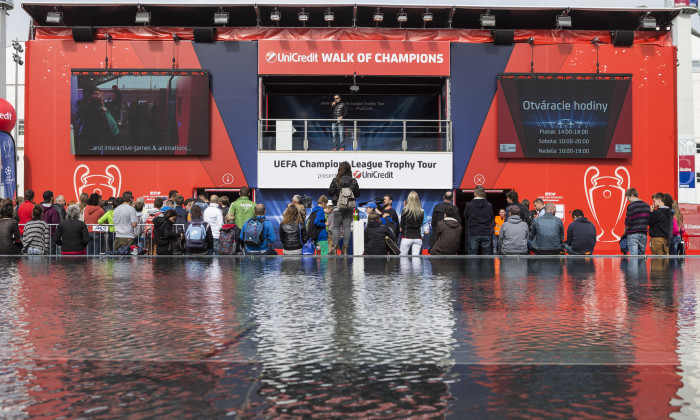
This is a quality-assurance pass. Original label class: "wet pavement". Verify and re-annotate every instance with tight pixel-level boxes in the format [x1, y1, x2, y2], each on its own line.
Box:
[1, 256, 699, 418]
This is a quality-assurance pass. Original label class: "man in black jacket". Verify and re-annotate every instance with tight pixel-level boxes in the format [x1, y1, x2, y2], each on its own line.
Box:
[648, 192, 673, 255]
[504, 190, 531, 228]
[429, 191, 461, 247]
[464, 186, 494, 255]
[563, 209, 597, 255]
[329, 94, 348, 151]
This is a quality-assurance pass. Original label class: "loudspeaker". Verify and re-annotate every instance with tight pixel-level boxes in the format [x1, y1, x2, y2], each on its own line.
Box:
[493, 29, 515, 46]
[193, 27, 216, 43]
[612, 30, 634, 47]
[72, 27, 95, 42]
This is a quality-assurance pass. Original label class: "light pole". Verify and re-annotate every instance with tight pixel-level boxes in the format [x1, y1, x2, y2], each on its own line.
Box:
[11, 39, 22, 194]
[11, 39, 23, 143]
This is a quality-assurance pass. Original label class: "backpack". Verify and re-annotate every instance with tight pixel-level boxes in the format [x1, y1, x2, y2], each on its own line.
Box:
[185, 221, 208, 249]
[219, 227, 240, 255]
[243, 217, 266, 247]
[337, 186, 355, 209]
[305, 209, 323, 241]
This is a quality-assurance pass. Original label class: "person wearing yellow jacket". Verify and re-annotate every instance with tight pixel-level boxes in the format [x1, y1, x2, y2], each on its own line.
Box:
[98, 197, 119, 253]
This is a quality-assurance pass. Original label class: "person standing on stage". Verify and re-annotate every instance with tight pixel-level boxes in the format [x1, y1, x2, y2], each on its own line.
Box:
[329, 94, 347, 151]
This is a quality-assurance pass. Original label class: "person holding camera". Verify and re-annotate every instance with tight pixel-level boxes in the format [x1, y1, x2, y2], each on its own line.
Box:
[329, 94, 347, 151]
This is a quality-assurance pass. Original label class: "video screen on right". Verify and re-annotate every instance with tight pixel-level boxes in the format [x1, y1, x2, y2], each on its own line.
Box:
[497, 74, 632, 159]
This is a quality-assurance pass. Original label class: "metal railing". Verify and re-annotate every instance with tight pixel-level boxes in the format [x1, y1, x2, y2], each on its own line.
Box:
[258, 119, 452, 152]
[17, 223, 187, 256]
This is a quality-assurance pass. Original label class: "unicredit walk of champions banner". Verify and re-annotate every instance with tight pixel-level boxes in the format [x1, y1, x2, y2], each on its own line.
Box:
[0, 132, 17, 199]
[497, 74, 633, 159]
[259, 40, 450, 76]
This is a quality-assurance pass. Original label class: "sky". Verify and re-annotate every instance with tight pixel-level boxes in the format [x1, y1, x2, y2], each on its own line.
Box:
[6, 5, 31, 45]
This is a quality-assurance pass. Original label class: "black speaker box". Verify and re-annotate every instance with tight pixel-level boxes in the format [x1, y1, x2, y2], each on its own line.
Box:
[612, 30, 634, 47]
[193, 27, 216, 43]
[493, 29, 515, 46]
[72, 27, 95, 43]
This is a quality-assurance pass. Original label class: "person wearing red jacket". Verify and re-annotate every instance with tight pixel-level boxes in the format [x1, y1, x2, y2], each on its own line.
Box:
[17, 189, 36, 235]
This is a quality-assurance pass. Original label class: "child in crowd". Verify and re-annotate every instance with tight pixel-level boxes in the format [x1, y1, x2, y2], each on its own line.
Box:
[322, 202, 334, 255]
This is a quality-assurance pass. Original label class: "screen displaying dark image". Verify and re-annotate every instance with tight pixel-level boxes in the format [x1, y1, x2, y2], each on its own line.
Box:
[497, 74, 632, 159]
[71, 69, 210, 155]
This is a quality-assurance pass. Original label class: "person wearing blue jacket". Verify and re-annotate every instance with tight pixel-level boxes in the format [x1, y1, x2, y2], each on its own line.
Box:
[308, 196, 330, 254]
[239, 204, 277, 255]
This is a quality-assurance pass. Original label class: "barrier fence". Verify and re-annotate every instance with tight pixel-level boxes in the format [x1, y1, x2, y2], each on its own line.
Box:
[259, 119, 452, 152]
[18, 223, 187, 255]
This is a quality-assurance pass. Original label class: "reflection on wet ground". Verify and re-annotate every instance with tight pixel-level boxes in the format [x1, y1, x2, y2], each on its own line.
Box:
[1, 256, 699, 418]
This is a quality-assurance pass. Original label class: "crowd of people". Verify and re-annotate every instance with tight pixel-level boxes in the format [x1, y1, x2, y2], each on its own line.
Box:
[0, 163, 686, 257]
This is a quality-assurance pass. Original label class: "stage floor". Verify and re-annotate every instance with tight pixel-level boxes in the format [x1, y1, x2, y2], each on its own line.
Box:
[1, 256, 698, 418]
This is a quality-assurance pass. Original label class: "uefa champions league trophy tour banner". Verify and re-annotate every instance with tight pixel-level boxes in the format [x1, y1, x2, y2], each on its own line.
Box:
[257, 152, 453, 189]
[258, 40, 450, 76]
[497, 74, 633, 159]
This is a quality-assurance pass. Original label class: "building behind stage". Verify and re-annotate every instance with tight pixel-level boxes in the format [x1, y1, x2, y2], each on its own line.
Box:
[14, 1, 700, 252]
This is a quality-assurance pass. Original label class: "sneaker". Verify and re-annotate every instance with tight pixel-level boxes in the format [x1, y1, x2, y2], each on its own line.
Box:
[332, 148, 336, 151]
[339, 147, 345, 151]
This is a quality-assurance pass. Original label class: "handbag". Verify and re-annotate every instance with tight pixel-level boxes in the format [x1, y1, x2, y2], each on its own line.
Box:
[385, 236, 400, 255]
[300, 223, 316, 255]
[302, 239, 316, 255]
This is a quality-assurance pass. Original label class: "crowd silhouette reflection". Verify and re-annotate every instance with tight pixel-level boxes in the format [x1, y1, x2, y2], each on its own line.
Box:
[0, 256, 697, 417]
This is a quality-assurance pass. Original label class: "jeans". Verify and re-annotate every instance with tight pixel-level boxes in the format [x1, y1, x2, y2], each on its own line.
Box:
[492, 235, 499, 254]
[670, 235, 682, 255]
[213, 238, 220, 255]
[563, 244, 580, 255]
[400, 238, 423, 255]
[332, 208, 353, 250]
[468, 235, 492, 255]
[626, 233, 647, 255]
[331, 120, 344, 149]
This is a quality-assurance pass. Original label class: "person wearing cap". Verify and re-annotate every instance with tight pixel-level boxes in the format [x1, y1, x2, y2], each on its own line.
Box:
[41, 190, 61, 254]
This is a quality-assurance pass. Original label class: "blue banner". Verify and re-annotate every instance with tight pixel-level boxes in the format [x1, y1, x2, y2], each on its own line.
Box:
[0, 131, 17, 199]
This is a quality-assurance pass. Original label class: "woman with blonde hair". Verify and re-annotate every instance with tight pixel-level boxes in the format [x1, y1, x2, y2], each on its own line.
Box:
[399, 190, 429, 255]
[671, 200, 685, 255]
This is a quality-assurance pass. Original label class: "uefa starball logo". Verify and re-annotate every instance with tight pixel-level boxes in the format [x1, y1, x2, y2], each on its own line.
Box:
[265, 51, 277, 63]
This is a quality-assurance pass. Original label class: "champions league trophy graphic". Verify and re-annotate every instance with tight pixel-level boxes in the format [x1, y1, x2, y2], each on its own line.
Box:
[73, 164, 122, 202]
[584, 166, 630, 242]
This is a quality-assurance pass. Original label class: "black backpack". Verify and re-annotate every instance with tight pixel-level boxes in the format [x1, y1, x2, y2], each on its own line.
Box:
[305, 208, 323, 241]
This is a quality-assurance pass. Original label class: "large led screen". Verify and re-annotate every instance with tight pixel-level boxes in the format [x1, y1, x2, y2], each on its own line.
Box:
[71, 69, 210, 155]
[497, 74, 632, 159]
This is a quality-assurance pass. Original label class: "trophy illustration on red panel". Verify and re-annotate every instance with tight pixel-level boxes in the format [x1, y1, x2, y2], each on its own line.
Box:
[584, 166, 630, 242]
[73, 164, 122, 202]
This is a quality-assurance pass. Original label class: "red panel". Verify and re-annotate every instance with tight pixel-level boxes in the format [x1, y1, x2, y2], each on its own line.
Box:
[462, 43, 676, 253]
[258, 40, 450, 76]
[25, 40, 247, 204]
